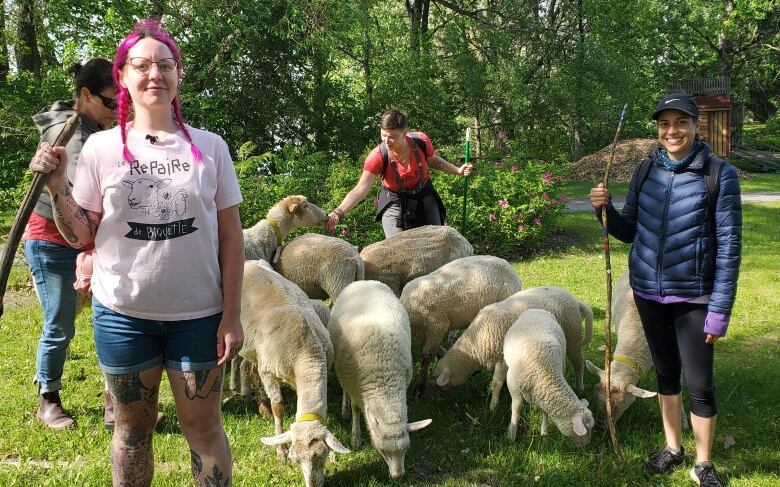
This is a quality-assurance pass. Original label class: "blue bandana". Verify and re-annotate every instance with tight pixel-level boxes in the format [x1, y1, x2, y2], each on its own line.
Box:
[658, 139, 703, 172]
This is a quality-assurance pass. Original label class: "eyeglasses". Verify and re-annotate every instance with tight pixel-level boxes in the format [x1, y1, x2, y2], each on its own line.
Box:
[127, 57, 178, 75]
[95, 93, 117, 110]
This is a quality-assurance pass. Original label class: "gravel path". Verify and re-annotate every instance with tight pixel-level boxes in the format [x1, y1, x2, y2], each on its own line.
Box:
[565, 192, 780, 212]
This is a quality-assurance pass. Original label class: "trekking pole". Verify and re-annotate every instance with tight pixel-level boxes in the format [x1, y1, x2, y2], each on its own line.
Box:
[0, 114, 81, 320]
[461, 127, 471, 235]
[601, 103, 627, 462]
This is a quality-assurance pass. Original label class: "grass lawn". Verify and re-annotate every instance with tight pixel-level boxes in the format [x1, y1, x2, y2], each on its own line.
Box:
[0, 202, 778, 486]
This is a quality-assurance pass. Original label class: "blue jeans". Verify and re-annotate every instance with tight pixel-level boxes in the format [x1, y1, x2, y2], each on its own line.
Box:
[25, 240, 80, 394]
[92, 299, 221, 374]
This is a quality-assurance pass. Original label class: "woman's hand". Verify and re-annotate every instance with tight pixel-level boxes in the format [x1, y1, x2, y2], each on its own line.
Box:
[705, 334, 720, 345]
[589, 183, 610, 208]
[216, 315, 244, 366]
[327, 208, 344, 233]
[458, 163, 474, 176]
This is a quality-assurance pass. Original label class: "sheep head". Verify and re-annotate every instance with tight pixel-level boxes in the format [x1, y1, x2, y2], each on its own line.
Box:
[260, 420, 349, 487]
[586, 360, 657, 423]
[433, 348, 481, 389]
[365, 409, 432, 480]
[568, 399, 595, 447]
[282, 195, 329, 227]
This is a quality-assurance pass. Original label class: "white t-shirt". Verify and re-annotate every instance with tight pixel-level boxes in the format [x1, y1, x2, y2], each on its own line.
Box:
[73, 124, 243, 320]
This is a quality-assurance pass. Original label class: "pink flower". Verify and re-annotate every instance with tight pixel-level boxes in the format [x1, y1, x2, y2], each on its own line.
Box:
[542, 193, 549, 201]
[511, 164, 519, 172]
[518, 224, 527, 232]
[560, 195, 570, 202]
[341, 228, 349, 237]
[489, 213, 497, 222]
[551, 198, 558, 205]
[542, 172, 554, 185]
[372, 198, 379, 206]
[514, 213, 522, 221]
[498, 131, 507, 140]
[499, 199, 509, 208]
[556, 175, 563, 182]
[534, 217, 542, 226]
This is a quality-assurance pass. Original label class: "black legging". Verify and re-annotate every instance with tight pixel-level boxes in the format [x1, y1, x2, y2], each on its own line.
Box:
[633, 293, 717, 418]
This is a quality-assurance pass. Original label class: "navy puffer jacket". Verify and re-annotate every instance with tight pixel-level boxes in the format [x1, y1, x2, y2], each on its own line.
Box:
[599, 142, 742, 316]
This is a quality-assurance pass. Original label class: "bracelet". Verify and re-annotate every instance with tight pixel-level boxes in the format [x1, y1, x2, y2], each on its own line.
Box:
[332, 208, 345, 218]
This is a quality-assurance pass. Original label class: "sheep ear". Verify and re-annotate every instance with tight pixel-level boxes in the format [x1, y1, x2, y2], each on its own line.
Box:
[406, 419, 432, 433]
[572, 415, 588, 436]
[626, 384, 657, 398]
[287, 196, 307, 214]
[436, 369, 450, 386]
[261, 431, 292, 446]
[122, 180, 133, 188]
[324, 430, 351, 454]
[585, 360, 604, 378]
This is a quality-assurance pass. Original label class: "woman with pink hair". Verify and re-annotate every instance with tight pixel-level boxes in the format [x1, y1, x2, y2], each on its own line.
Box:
[30, 19, 244, 486]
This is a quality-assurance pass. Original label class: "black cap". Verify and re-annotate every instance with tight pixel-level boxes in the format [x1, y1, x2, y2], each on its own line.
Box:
[652, 93, 699, 120]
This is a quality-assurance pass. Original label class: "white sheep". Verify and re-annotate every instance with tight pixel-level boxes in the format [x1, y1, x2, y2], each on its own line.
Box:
[360, 225, 473, 295]
[309, 299, 331, 327]
[274, 233, 364, 301]
[328, 280, 432, 480]
[401, 255, 521, 395]
[239, 261, 349, 487]
[504, 309, 594, 446]
[586, 271, 688, 428]
[434, 286, 593, 411]
[243, 195, 328, 262]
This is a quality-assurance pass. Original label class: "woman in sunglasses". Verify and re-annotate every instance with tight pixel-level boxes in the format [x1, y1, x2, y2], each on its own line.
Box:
[25, 58, 117, 430]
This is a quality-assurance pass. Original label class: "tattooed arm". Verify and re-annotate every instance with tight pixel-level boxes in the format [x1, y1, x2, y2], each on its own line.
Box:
[30, 142, 100, 247]
[428, 153, 473, 177]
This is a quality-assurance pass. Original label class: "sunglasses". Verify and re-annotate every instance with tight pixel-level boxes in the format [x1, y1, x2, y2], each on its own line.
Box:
[95, 93, 118, 110]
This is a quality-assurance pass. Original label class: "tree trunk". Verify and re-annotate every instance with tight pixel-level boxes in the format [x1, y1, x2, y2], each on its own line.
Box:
[0, 0, 9, 84]
[406, 0, 430, 52]
[362, 14, 373, 109]
[572, 0, 585, 161]
[16, 0, 41, 76]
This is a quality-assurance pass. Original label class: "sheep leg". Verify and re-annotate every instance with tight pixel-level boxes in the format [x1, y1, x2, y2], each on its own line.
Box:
[414, 352, 433, 398]
[341, 391, 351, 420]
[540, 412, 549, 436]
[490, 361, 508, 412]
[239, 357, 254, 400]
[260, 374, 287, 460]
[507, 395, 523, 441]
[350, 400, 362, 448]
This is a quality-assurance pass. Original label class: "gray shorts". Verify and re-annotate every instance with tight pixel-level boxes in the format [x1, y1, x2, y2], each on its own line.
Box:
[380, 196, 443, 238]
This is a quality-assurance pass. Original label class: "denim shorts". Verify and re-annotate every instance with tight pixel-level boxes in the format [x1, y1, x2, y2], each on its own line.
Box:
[92, 298, 222, 374]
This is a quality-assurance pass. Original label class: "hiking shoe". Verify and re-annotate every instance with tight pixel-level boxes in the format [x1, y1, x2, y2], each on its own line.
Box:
[644, 446, 685, 475]
[690, 462, 724, 486]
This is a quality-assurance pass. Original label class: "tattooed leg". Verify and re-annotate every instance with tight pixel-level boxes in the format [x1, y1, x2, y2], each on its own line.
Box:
[105, 366, 163, 487]
[169, 367, 232, 486]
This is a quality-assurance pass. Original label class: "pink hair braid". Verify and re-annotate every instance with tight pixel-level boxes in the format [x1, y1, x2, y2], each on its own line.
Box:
[116, 87, 134, 164]
[172, 97, 203, 163]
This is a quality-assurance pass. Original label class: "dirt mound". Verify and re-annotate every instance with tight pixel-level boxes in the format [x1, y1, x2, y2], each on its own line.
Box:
[569, 138, 658, 182]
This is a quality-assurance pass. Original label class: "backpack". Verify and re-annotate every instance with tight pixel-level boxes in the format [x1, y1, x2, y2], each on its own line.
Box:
[634, 155, 725, 217]
[379, 132, 427, 180]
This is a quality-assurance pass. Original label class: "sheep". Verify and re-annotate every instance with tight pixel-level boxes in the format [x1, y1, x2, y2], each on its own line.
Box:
[585, 271, 688, 428]
[328, 280, 432, 480]
[309, 299, 331, 327]
[400, 255, 521, 395]
[274, 233, 364, 301]
[504, 309, 594, 446]
[360, 225, 473, 295]
[243, 195, 329, 262]
[434, 286, 593, 411]
[239, 260, 349, 487]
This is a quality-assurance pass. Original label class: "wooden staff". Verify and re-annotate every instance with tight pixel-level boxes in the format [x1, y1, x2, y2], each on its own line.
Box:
[601, 103, 627, 462]
[0, 114, 81, 319]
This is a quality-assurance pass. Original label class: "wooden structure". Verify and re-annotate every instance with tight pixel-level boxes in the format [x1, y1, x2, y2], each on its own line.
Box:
[666, 77, 736, 157]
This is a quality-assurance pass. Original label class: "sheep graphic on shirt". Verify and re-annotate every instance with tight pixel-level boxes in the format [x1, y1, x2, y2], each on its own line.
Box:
[123, 177, 187, 222]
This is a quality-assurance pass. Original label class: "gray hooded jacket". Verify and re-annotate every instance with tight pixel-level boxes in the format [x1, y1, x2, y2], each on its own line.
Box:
[32, 100, 102, 220]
